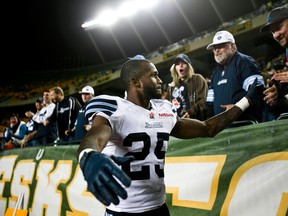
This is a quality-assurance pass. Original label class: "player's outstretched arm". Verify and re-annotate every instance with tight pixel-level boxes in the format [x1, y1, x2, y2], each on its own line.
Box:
[77, 115, 134, 206]
[171, 78, 262, 139]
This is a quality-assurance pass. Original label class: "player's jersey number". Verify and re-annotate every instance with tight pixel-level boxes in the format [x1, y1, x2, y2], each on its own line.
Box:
[122, 132, 170, 180]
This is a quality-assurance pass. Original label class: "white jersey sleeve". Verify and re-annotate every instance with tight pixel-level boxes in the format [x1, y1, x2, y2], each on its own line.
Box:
[85, 95, 177, 213]
[32, 103, 56, 123]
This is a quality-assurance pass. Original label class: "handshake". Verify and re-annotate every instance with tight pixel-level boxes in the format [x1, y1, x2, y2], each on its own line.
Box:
[79, 151, 134, 206]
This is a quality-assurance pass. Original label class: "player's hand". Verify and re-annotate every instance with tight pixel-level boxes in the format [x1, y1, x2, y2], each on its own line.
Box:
[245, 78, 264, 105]
[80, 151, 134, 206]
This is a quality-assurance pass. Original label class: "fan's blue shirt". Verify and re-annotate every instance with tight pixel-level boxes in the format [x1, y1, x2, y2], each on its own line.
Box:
[210, 51, 264, 122]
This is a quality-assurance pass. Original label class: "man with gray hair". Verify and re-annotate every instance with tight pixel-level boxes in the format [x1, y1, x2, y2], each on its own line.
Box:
[206, 30, 265, 124]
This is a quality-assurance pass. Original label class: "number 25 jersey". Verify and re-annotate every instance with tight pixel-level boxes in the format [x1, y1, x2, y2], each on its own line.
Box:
[85, 95, 177, 213]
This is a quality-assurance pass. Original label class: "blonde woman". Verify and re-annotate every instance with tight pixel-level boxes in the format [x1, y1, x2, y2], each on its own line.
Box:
[165, 53, 208, 120]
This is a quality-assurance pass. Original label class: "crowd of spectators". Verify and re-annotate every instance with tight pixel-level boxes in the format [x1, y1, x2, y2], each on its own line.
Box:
[0, 85, 96, 150]
[1, 65, 287, 149]
[0, 67, 115, 105]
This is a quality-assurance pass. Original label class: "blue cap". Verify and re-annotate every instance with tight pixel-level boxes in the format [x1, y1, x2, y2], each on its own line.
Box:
[36, 98, 43, 103]
[128, 55, 146, 60]
[174, 53, 191, 65]
[260, 6, 288, 32]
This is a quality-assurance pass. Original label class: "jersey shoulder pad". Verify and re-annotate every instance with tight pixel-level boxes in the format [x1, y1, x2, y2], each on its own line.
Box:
[85, 95, 119, 119]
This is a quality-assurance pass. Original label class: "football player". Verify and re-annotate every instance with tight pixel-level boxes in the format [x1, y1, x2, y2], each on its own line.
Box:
[77, 57, 262, 215]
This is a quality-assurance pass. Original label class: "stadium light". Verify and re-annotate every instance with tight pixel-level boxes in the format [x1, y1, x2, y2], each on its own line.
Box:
[81, 0, 160, 29]
[117, 1, 138, 18]
[82, 9, 118, 28]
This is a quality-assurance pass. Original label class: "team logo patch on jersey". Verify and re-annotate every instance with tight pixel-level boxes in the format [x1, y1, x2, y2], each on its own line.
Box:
[149, 112, 155, 119]
[145, 122, 163, 128]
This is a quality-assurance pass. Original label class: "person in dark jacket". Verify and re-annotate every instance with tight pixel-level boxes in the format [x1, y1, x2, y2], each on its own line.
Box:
[206, 30, 265, 123]
[260, 6, 288, 117]
[45, 86, 81, 142]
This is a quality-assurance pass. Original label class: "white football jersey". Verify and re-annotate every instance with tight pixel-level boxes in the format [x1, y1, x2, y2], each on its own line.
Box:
[85, 95, 177, 213]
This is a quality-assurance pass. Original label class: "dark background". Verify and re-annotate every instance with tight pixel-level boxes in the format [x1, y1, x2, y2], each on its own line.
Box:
[5, 0, 283, 74]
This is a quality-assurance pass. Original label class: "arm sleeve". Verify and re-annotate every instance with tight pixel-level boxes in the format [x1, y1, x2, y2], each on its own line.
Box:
[33, 103, 56, 123]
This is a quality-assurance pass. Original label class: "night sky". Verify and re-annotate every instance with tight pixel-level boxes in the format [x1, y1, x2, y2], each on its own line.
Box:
[6, 0, 280, 75]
